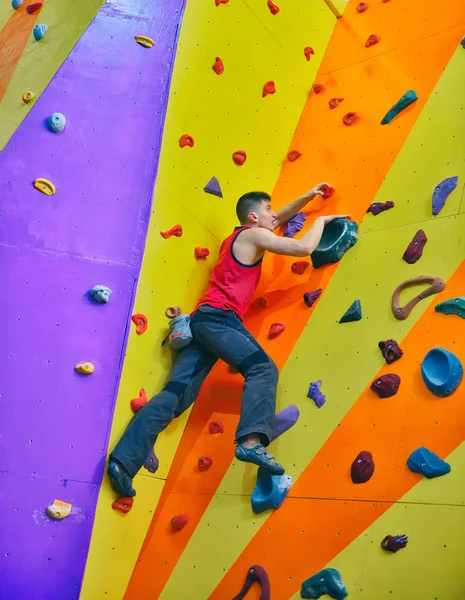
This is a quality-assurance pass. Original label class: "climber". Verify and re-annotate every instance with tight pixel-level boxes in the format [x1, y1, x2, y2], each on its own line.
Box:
[108, 183, 349, 497]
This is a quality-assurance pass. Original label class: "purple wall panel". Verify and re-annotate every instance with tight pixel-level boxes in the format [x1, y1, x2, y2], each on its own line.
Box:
[0, 0, 185, 598]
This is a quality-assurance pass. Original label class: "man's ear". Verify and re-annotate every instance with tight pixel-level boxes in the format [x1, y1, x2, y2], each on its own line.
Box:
[248, 211, 258, 224]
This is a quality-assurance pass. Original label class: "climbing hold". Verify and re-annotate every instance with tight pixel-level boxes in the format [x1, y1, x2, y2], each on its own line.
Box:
[134, 35, 155, 48]
[232, 565, 271, 600]
[268, 323, 285, 339]
[46, 499, 72, 520]
[179, 134, 194, 148]
[329, 98, 344, 109]
[312, 83, 325, 94]
[311, 219, 358, 268]
[195, 247, 210, 259]
[165, 305, 181, 319]
[432, 176, 458, 216]
[112, 497, 134, 514]
[12, 0, 23, 9]
[307, 380, 325, 408]
[381, 90, 418, 125]
[303, 288, 322, 308]
[378, 339, 403, 365]
[209, 420, 224, 434]
[130, 388, 147, 412]
[351, 450, 375, 484]
[365, 34, 380, 47]
[47, 112, 66, 133]
[215, 0, 229, 4]
[421, 347, 463, 397]
[251, 296, 268, 309]
[461, 37, 465, 49]
[171, 514, 188, 531]
[34, 177, 55, 195]
[132, 313, 148, 334]
[33, 24, 47, 40]
[271, 404, 300, 441]
[267, 0, 280, 14]
[198, 456, 213, 471]
[407, 447, 451, 479]
[160, 224, 183, 239]
[291, 260, 309, 275]
[391, 275, 445, 321]
[284, 212, 306, 238]
[381, 534, 408, 553]
[320, 184, 335, 199]
[435, 296, 465, 319]
[168, 314, 193, 349]
[339, 299, 362, 323]
[233, 150, 247, 165]
[22, 91, 34, 104]
[342, 111, 359, 126]
[212, 57, 224, 75]
[366, 200, 394, 216]
[304, 47, 314, 61]
[357, 2, 367, 12]
[301, 568, 348, 600]
[287, 150, 302, 162]
[204, 176, 223, 198]
[370, 374, 400, 398]
[251, 467, 292, 514]
[262, 81, 276, 97]
[90, 285, 112, 303]
[144, 448, 159, 473]
[402, 229, 427, 264]
[26, 2, 43, 13]
[75, 362, 94, 375]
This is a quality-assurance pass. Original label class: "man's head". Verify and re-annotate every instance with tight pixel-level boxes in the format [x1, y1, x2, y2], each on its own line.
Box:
[236, 191, 276, 231]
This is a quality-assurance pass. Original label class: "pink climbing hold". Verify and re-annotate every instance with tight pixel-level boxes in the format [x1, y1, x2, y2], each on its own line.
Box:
[343, 112, 359, 126]
[291, 260, 309, 275]
[267, 0, 280, 15]
[304, 47, 314, 61]
[365, 34, 380, 48]
[313, 83, 325, 94]
[198, 456, 213, 471]
[171, 514, 188, 531]
[329, 98, 344, 109]
[26, 2, 43, 13]
[268, 323, 285, 340]
[287, 150, 302, 162]
[209, 420, 224, 434]
[357, 2, 367, 12]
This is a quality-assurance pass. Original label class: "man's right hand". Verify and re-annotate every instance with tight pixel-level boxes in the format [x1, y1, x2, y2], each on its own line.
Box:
[319, 214, 351, 225]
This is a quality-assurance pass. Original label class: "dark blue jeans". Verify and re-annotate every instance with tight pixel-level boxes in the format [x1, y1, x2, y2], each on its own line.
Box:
[110, 305, 279, 478]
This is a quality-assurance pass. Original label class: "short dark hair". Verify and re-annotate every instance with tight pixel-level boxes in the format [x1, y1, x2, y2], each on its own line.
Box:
[236, 191, 271, 224]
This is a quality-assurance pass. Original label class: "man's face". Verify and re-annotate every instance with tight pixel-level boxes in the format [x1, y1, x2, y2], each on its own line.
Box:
[249, 200, 276, 231]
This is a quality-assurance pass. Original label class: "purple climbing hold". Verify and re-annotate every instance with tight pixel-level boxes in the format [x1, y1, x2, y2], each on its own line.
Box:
[461, 37, 465, 49]
[402, 229, 427, 264]
[432, 176, 458, 216]
[307, 379, 325, 408]
[270, 404, 300, 442]
[144, 448, 159, 473]
[204, 176, 223, 198]
[303, 288, 322, 308]
[284, 212, 306, 238]
[232, 565, 271, 600]
[366, 201, 394, 216]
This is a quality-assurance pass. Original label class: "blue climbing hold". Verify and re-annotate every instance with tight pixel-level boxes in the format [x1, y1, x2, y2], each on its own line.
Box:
[301, 568, 348, 600]
[339, 299, 362, 323]
[435, 297, 465, 319]
[12, 0, 23, 9]
[90, 285, 112, 303]
[407, 447, 451, 479]
[381, 90, 418, 125]
[33, 23, 48, 41]
[251, 467, 292, 514]
[421, 347, 463, 397]
[47, 112, 66, 133]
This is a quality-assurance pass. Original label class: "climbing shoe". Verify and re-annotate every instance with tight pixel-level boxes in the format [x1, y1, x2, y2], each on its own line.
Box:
[108, 460, 136, 497]
[235, 444, 285, 475]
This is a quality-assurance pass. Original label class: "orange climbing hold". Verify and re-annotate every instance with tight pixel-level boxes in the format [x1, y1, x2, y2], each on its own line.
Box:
[171, 514, 189, 531]
[304, 47, 314, 61]
[130, 389, 147, 413]
[198, 456, 213, 471]
[262, 80, 276, 97]
[292, 261, 309, 275]
[212, 57, 224, 75]
[267, 0, 280, 14]
[179, 134, 194, 148]
[287, 150, 302, 162]
[343, 112, 359, 126]
[160, 224, 183, 238]
[195, 246, 210, 259]
[312, 83, 325, 94]
[215, 0, 229, 4]
[268, 323, 286, 339]
[209, 420, 224, 434]
[233, 150, 247, 166]
[329, 97, 344, 109]
[365, 34, 380, 47]
[132, 313, 148, 335]
[112, 497, 134, 514]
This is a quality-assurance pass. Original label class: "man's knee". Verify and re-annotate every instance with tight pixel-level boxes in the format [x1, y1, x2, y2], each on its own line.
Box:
[237, 350, 279, 383]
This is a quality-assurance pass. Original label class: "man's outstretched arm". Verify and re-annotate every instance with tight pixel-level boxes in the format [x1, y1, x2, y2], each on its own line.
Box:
[274, 182, 330, 228]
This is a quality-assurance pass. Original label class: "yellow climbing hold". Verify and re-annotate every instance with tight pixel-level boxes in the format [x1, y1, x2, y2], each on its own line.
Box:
[135, 35, 155, 48]
[75, 362, 95, 375]
[22, 91, 35, 104]
[34, 178, 55, 196]
[47, 499, 72, 520]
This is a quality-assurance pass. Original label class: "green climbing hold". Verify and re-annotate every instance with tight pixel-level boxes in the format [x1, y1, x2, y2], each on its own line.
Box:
[339, 299, 362, 323]
[311, 219, 358, 269]
[301, 568, 348, 600]
[435, 297, 465, 319]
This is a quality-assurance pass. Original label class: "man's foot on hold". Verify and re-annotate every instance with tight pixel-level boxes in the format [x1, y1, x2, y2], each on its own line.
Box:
[235, 444, 285, 475]
[108, 460, 136, 497]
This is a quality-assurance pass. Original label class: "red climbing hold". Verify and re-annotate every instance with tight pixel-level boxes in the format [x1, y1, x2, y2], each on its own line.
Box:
[304, 47, 314, 61]
[215, 0, 229, 4]
[171, 514, 188, 531]
[132, 313, 148, 335]
[233, 151, 247, 166]
[179, 134, 194, 148]
[112, 497, 134, 514]
[382, 0, 390, 3]
[209, 420, 224, 434]
[212, 57, 224, 75]
[262, 81, 276, 98]
[161, 224, 183, 239]
[130, 388, 147, 413]
[343, 112, 359, 126]
[251, 297, 268, 309]
[195, 246, 210, 259]
[320, 184, 335, 199]
[356, 2, 367, 12]
[329, 97, 344, 109]
[198, 456, 213, 471]
[26, 2, 43, 13]
[287, 150, 302, 162]
[365, 34, 380, 48]
[312, 83, 325, 94]
[268, 323, 285, 340]
[267, 0, 280, 15]
[291, 261, 309, 275]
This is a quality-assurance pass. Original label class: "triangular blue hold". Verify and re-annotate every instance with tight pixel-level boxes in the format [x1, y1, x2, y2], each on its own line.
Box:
[339, 299, 362, 323]
[251, 467, 292, 514]
[204, 176, 223, 198]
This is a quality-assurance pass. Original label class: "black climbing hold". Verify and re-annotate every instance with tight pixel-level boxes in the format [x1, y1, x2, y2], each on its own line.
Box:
[339, 299, 362, 323]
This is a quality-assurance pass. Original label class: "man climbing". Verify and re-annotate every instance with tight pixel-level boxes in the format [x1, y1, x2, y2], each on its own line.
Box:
[108, 183, 349, 497]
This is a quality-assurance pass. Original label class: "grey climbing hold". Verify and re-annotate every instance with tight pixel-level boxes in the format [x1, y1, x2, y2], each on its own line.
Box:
[90, 285, 112, 303]
[432, 176, 458, 216]
[381, 90, 418, 125]
[204, 176, 223, 198]
[47, 112, 66, 133]
[33, 24, 48, 41]
[339, 299, 362, 323]
[435, 297, 465, 319]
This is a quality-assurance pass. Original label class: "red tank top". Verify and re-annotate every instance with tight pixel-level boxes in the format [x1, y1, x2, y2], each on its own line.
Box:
[195, 226, 262, 318]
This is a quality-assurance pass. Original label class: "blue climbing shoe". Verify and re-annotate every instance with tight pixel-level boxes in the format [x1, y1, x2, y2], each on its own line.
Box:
[108, 460, 136, 497]
[235, 444, 285, 475]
